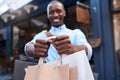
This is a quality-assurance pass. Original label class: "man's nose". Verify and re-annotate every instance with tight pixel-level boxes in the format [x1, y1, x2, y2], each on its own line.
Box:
[53, 12, 59, 17]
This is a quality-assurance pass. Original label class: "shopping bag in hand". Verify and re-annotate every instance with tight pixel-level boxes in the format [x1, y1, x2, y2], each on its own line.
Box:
[61, 50, 94, 80]
[48, 50, 95, 80]
[24, 57, 77, 80]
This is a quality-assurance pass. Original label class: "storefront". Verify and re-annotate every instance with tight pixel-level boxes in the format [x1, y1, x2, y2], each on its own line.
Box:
[0, 0, 120, 80]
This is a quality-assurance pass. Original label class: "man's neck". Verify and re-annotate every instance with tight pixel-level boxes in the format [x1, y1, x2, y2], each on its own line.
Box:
[52, 24, 65, 28]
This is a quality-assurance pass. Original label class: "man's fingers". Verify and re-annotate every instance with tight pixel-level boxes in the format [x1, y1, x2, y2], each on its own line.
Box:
[54, 38, 70, 46]
[34, 43, 49, 49]
[36, 39, 48, 44]
[55, 35, 69, 41]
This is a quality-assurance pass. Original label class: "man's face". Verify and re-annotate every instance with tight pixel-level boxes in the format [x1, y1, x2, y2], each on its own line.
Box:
[47, 2, 66, 27]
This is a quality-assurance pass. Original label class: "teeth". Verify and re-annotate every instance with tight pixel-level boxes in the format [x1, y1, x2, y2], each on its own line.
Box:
[53, 19, 59, 22]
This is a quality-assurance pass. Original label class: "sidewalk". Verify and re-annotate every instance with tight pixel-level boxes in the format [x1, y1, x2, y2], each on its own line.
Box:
[0, 66, 13, 80]
[0, 73, 13, 80]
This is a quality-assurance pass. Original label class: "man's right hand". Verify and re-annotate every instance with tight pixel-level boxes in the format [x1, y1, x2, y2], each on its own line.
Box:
[34, 39, 50, 58]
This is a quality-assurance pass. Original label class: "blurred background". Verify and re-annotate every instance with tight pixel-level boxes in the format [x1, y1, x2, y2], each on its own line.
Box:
[0, 0, 120, 80]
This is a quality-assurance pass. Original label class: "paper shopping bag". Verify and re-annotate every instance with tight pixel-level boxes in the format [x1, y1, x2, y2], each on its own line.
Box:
[24, 59, 77, 80]
[24, 50, 93, 80]
[48, 50, 94, 80]
[24, 65, 39, 80]
[37, 64, 69, 80]
[69, 66, 78, 80]
[13, 59, 37, 80]
[62, 50, 95, 80]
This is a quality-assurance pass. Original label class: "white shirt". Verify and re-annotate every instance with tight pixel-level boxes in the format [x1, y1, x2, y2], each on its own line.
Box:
[24, 24, 92, 62]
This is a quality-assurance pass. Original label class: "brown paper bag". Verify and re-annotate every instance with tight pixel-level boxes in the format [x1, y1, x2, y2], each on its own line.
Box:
[24, 65, 38, 80]
[24, 58, 77, 80]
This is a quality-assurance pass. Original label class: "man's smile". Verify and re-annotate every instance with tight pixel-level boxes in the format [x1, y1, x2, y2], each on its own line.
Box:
[53, 18, 60, 22]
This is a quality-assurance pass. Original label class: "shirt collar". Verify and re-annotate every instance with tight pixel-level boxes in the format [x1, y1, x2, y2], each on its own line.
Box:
[49, 24, 67, 33]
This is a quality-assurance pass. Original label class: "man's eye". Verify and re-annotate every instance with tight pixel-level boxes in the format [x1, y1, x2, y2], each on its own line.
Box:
[56, 9, 62, 13]
[49, 9, 62, 14]
[49, 11, 54, 14]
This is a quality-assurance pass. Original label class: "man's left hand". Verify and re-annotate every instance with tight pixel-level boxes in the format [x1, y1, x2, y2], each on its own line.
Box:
[53, 35, 75, 55]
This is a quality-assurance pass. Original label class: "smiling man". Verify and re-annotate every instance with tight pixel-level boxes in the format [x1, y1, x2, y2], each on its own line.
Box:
[24, 0, 92, 62]
[47, 0, 66, 27]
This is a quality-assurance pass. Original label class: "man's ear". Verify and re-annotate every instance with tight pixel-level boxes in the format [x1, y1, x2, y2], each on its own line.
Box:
[64, 11, 66, 17]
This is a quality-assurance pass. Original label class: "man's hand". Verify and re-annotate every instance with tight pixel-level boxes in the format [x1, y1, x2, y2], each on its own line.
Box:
[34, 39, 50, 58]
[53, 35, 75, 55]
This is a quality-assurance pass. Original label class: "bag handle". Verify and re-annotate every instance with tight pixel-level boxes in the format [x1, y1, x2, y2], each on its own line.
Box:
[45, 31, 52, 37]
[38, 57, 63, 65]
[38, 57, 45, 64]
[38, 32, 63, 65]
[45, 31, 65, 65]
[38, 32, 53, 65]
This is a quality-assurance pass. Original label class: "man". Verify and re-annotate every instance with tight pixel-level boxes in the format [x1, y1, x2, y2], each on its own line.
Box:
[24, 0, 92, 62]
